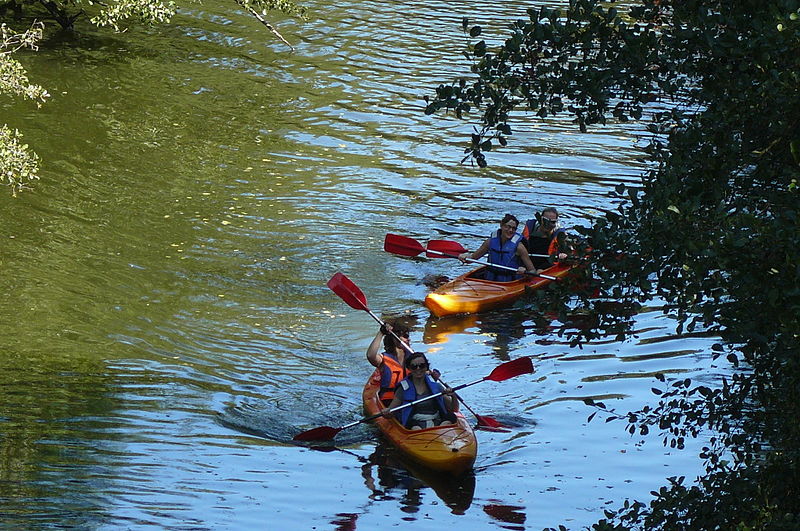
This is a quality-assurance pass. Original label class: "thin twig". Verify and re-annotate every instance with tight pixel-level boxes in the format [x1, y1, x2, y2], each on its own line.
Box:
[233, 0, 293, 51]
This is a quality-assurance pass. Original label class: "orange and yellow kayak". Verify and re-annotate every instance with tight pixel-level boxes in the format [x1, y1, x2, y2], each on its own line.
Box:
[362, 368, 477, 476]
[424, 262, 578, 317]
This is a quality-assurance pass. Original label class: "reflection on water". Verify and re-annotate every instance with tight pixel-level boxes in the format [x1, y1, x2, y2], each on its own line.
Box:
[0, 0, 726, 528]
[483, 503, 527, 529]
[357, 444, 476, 516]
[222, 388, 479, 513]
[223, 411, 479, 518]
[423, 313, 479, 346]
[423, 307, 553, 360]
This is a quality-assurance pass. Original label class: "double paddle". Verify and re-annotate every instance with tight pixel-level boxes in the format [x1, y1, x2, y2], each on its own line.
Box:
[326, 272, 507, 430]
[384, 234, 557, 281]
[292, 272, 533, 441]
[293, 352, 533, 442]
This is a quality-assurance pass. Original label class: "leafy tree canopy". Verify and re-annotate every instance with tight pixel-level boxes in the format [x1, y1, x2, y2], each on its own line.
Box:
[1, 22, 48, 194]
[427, 0, 800, 528]
[1, 0, 305, 36]
[0, 0, 305, 192]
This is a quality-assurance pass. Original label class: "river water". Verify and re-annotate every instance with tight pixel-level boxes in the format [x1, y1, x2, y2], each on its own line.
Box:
[0, 1, 726, 529]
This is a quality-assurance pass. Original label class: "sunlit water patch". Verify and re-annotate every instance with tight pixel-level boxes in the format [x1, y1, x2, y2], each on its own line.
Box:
[0, 0, 727, 529]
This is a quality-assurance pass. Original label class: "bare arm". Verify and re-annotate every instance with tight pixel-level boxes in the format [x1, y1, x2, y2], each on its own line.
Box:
[459, 239, 490, 262]
[443, 389, 459, 413]
[381, 391, 403, 417]
[517, 242, 537, 272]
[431, 370, 459, 413]
[472, 239, 490, 260]
[366, 329, 384, 368]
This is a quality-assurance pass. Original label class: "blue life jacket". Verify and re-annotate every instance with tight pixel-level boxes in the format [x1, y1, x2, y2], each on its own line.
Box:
[395, 375, 453, 428]
[486, 229, 523, 281]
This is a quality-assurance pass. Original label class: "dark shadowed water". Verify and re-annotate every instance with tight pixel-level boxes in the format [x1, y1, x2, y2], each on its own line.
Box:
[0, 1, 727, 528]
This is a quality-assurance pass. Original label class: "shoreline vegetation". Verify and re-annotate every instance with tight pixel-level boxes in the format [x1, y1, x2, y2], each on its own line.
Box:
[3, 0, 798, 527]
[427, 1, 799, 528]
[1, 0, 305, 193]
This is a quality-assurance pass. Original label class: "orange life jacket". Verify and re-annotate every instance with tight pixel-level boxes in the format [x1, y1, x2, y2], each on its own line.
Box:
[379, 353, 407, 402]
[548, 228, 568, 257]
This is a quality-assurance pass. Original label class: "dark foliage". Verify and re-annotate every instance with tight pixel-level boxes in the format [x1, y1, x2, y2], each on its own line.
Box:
[427, 0, 800, 528]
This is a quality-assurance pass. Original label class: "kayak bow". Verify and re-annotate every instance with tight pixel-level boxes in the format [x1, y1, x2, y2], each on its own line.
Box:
[424, 262, 578, 317]
[362, 368, 477, 475]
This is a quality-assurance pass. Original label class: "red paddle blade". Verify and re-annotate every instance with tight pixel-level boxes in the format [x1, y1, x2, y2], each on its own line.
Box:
[384, 234, 425, 257]
[327, 272, 368, 311]
[426, 239, 467, 259]
[474, 414, 508, 429]
[486, 356, 534, 382]
[293, 425, 341, 442]
[475, 423, 512, 433]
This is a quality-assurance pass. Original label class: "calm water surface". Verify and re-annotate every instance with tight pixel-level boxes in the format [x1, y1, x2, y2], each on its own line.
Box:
[0, 0, 726, 528]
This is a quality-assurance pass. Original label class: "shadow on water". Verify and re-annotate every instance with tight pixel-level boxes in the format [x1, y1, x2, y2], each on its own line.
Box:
[218, 400, 477, 515]
[318, 443, 476, 517]
[319, 442, 534, 528]
[422, 293, 641, 360]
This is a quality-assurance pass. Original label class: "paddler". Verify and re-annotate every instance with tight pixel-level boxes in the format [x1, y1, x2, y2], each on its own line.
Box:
[457, 213, 537, 281]
[381, 352, 458, 430]
[522, 207, 571, 270]
[366, 322, 411, 406]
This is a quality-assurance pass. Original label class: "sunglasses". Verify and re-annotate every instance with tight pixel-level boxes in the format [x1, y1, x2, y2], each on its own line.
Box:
[409, 362, 428, 370]
[542, 218, 558, 224]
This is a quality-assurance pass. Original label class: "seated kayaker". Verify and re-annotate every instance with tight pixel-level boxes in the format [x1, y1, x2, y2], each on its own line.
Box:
[522, 207, 571, 270]
[457, 213, 537, 281]
[381, 352, 458, 430]
[366, 322, 411, 406]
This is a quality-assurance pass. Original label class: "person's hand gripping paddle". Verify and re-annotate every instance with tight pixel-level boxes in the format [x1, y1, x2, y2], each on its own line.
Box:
[383, 234, 557, 280]
[293, 273, 519, 441]
[293, 354, 533, 442]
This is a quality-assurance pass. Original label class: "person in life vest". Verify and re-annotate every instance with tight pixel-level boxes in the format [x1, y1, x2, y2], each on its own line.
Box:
[366, 322, 412, 406]
[457, 213, 537, 281]
[381, 352, 458, 430]
[522, 207, 571, 270]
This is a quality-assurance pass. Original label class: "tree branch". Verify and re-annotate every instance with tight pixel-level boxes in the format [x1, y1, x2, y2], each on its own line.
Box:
[233, 0, 293, 51]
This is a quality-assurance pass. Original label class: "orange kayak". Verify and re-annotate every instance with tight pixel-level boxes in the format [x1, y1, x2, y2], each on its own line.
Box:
[424, 262, 578, 317]
[362, 368, 477, 476]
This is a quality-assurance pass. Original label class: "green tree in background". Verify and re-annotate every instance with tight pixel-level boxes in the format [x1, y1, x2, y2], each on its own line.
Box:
[427, 0, 800, 528]
[1, 22, 48, 194]
[0, 0, 304, 193]
[1, 0, 304, 42]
